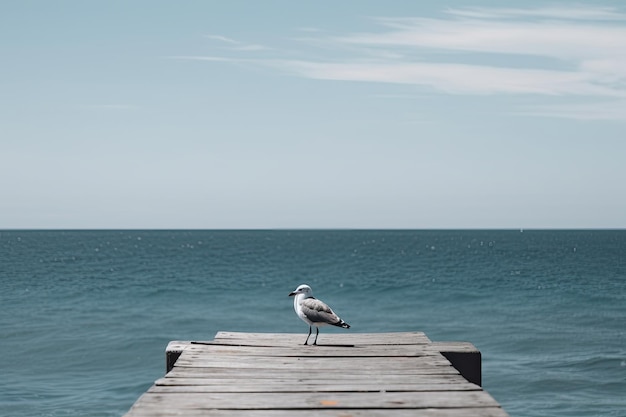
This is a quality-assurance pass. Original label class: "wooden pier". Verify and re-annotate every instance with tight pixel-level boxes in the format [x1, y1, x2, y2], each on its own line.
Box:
[123, 331, 509, 416]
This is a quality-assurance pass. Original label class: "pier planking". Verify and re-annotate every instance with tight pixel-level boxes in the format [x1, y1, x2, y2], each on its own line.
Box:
[124, 331, 508, 417]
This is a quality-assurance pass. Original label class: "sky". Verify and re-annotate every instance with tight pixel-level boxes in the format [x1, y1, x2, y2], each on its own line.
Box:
[1, 1, 625, 229]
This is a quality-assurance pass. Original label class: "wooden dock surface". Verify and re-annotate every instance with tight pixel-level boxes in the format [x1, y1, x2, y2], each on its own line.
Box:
[123, 331, 509, 417]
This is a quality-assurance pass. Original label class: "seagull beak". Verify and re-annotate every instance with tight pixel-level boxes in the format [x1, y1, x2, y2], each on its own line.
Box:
[288, 291, 296, 297]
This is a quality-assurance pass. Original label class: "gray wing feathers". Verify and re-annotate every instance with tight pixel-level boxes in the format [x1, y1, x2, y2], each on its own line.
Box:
[300, 298, 342, 326]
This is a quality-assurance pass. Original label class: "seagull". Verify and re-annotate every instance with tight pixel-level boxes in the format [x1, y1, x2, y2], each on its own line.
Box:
[288, 284, 350, 345]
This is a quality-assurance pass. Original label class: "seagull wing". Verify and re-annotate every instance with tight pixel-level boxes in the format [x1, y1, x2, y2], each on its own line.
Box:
[300, 297, 342, 326]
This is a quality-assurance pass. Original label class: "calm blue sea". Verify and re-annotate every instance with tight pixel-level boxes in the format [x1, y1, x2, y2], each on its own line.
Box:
[1, 230, 625, 417]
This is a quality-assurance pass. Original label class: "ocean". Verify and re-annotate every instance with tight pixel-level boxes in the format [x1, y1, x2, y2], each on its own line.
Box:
[1, 230, 624, 417]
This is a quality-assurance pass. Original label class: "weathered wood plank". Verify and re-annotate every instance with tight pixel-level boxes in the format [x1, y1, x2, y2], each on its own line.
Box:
[182, 345, 444, 359]
[428, 342, 480, 353]
[125, 407, 510, 417]
[166, 366, 461, 378]
[149, 381, 481, 393]
[154, 375, 475, 387]
[173, 355, 453, 369]
[126, 390, 501, 410]
[182, 344, 442, 359]
[212, 331, 431, 346]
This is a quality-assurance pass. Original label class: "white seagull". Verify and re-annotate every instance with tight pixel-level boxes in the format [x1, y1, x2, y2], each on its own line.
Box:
[288, 284, 350, 345]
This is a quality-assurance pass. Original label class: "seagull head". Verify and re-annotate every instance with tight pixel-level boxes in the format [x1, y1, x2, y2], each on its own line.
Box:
[289, 284, 312, 297]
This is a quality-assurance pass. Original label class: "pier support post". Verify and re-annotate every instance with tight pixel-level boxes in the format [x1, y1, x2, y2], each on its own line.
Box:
[165, 341, 191, 373]
[432, 341, 482, 386]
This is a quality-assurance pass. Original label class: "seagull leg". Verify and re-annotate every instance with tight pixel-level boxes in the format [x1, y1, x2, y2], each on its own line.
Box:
[304, 326, 312, 345]
[313, 327, 319, 345]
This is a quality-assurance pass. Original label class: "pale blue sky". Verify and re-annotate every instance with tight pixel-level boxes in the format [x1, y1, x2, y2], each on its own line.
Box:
[2, 1, 625, 229]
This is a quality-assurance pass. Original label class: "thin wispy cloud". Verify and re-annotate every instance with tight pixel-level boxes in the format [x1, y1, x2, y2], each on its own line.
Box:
[517, 99, 626, 120]
[205, 34, 270, 51]
[205, 35, 239, 44]
[168, 55, 236, 62]
[446, 5, 626, 21]
[185, 6, 626, 120]
[274, 60, 623, 97]
[343, 16, 626, 61]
